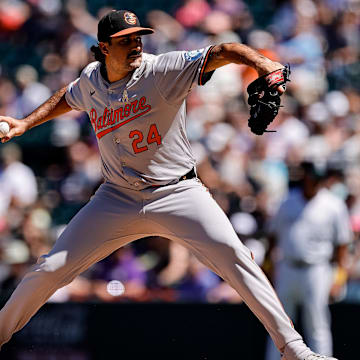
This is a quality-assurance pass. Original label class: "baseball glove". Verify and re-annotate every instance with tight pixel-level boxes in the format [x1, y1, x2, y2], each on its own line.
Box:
[247, 65, 291, 135]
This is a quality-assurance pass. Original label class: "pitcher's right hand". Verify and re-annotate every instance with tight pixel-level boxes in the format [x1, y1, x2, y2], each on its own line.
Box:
[0, 116, 29, 143]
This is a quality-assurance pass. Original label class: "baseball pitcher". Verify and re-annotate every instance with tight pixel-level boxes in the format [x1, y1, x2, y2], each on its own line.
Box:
[0, 10, 337, 360]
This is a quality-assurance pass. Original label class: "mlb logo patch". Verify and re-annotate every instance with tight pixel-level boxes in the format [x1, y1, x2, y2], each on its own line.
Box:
[124, 12, 137, 25]
[184, 49, 203, 62]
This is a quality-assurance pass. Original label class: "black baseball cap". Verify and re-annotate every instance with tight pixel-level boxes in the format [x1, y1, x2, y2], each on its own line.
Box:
[97, 10, 154, 42]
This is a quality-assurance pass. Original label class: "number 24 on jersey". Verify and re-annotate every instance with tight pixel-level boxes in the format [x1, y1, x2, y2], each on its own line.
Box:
[129, 124, 162, 154]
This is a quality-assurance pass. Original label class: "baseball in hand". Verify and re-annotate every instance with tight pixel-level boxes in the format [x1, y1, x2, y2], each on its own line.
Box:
[0, 122, 10, 138]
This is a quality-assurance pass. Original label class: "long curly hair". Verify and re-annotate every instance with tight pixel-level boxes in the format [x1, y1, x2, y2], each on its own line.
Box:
[90, 45, 105, 64]
[90, 39, 112, 64]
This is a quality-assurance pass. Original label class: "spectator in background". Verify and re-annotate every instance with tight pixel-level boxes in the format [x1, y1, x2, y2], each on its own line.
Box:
[0, 143, 38, 217]
[91, 246, 148, 303]
[265, 161, 352, 360]
[152, 241, 238, 303]
[0, 240, 30, 304]
[345, 214, 360, 301]
[174, 255, 222, 302]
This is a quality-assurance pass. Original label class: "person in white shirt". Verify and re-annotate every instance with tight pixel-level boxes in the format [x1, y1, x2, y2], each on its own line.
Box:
[0, 143, 38, 216]
[266, 161, 352, 360]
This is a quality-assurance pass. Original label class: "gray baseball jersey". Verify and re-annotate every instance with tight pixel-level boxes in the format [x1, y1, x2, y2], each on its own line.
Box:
[66, 47, 214, 189]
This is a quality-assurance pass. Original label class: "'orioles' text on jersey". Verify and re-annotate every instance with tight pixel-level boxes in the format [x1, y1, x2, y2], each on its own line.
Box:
[65, 47, 214, 189]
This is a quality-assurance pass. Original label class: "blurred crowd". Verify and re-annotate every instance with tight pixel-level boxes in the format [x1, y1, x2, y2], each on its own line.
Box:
[0, 0, 359, 305]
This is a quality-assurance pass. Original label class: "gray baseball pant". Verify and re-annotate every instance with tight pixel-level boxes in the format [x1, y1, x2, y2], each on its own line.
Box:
[0, 179, 303, 356]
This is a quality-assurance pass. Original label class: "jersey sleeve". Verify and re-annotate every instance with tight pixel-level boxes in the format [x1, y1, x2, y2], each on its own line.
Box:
[65, 77, 86, 111]
[152, 46, 215, 104]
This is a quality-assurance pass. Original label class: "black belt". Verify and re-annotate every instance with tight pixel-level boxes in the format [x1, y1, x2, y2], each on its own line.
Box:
[178, 168, 197, 182]
[149, 168, 197, 188]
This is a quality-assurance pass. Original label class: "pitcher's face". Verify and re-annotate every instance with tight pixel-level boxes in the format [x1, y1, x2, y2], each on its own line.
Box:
[100, 34, 143, 75]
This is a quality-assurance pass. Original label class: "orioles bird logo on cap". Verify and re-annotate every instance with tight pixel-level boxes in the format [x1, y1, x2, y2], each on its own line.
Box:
[124, 12, 137, 25]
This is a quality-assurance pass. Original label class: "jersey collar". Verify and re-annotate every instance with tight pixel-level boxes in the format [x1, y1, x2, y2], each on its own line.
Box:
[97, 55, 146, 91]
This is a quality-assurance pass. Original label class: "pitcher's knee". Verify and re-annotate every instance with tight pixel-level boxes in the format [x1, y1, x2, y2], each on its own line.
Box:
[37, 250, 69, 272]
[34, 250, 77, 286]
[201, 240, 252, 271]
